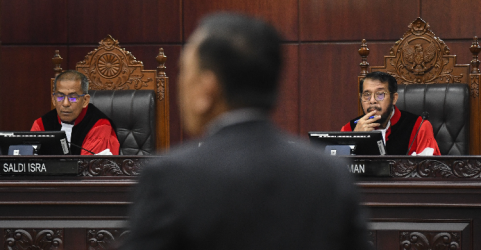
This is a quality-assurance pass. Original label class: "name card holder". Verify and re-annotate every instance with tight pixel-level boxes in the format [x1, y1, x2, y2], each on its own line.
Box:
[347, 159, 391, 177]
[0, 158, 78, 175]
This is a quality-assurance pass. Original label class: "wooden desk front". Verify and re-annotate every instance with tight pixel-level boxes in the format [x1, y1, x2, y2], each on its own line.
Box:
[0, 155, 148, 250]
[352, 156, 481, 250]
[1, 155, 481, 250]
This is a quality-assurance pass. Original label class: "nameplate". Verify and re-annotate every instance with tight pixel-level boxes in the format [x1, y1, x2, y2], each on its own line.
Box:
[347, 160, 391, 177]
[0, 159, 78, 175]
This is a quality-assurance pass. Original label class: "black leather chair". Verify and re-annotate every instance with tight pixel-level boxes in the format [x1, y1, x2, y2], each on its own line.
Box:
[396, 84, 469, 155]
[89, 90, 156, 155]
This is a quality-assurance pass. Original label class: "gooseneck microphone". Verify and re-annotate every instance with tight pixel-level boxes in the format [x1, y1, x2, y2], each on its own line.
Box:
[406, 111, 429, 155]
[68, 141, 96, 155]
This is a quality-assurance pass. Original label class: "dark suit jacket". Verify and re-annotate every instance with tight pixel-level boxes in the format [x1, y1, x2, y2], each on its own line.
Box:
[121, 119, 370, 250]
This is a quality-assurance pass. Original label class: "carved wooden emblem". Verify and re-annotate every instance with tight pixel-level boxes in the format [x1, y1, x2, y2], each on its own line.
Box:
[76, 35, 161, 98]
[400, 231, 460, 250]
[376, 17, 466, 84]
[78, 158, 144, 176]
[401, 42, 437, 74]
[88, 229, 129, 250]
[4, 229, 63, 250]
[471, 74, 480, 97]
[391, 159, 481, 178]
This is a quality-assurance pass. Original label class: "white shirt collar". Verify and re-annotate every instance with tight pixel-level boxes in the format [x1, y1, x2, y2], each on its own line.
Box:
[60, 122, 74, 143]
[375, 108, 395, 144]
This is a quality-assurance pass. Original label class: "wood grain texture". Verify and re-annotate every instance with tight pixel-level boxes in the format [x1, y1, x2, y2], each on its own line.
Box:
[422, 0, 481, 39]
[299, 42, 393, 137]
[299, 0, 420, 41]
[1, 0, 67, 44]
[68, 0, 182, 44]
[444, 41, 474, 65]
[271, 44, 299, 135]
[0, 46, 67, 131]
[183, 0, 298, 41]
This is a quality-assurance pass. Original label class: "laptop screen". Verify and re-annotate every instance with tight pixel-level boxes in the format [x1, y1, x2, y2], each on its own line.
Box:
[308, 131, 386, 155]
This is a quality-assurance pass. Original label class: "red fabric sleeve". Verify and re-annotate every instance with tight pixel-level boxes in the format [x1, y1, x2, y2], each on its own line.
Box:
[407, 119, 441, 155]
[30, 118, 45, 131]
[341, 123, 353, 131]
[81, 119, 120, 155]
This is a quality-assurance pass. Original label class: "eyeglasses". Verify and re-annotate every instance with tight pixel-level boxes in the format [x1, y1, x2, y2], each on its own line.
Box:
[360, 91, 390, 102]
[52, 93, 86, 103]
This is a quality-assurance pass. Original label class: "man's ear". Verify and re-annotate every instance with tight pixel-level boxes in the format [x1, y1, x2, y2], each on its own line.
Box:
[82, 94, 90, 108]
[392, 92, 399, 106]
[193, 71, 224, 115]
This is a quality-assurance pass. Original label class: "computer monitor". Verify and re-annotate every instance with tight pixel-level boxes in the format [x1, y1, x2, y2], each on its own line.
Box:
[308, 131, 386, 155]
[0, 131, 70, 155]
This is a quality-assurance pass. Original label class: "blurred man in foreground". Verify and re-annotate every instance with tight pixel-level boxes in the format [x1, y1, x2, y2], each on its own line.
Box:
[121, 13, 370, 250]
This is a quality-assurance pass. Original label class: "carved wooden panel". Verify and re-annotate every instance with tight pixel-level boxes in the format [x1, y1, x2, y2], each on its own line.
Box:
[400, 231, 460, 250]
[370, 18, 470, 85]
[391, 158, 481, 178]
[4, 229, 63, 250]
[78, 158, 149, 176]
[87, 229, 129, 250]
[75, 36, 163, 99]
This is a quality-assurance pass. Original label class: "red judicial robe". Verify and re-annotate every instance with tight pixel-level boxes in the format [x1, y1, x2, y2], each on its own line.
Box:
[341, 106, 440, 155]
[31, 104, 120, 155]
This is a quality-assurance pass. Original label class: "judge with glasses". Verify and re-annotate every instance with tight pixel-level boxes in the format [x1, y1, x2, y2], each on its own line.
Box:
[341, 71, 440, 155]
[31, 70, 119, 155]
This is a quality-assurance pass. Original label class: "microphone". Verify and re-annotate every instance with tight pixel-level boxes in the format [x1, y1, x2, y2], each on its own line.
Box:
[69, 141, 96, 155]
[406, 111, 429, 155]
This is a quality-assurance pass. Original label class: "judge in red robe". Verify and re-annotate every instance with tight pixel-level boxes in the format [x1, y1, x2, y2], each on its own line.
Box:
[31, 70, 119, 155]
[342, 71, 440, 155]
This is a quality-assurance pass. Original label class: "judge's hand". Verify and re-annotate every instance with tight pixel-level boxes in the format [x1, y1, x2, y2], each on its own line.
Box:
[353, 111, 381, 131]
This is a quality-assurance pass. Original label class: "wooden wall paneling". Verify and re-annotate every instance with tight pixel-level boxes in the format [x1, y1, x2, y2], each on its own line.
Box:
[422, 0, 481, 39]
[67, 0, 182, 44]
[444, 41, 475, 65]
[0, 0, 67, 44]
[299, 43, 361, 136]
[182, 0, 299, 42]
[0, 46, 67, 131]
[66, 46, 97, 70]
[299, 0, 420, 41]
[271, 44, 299, 135]
[299, 42, 393, 137]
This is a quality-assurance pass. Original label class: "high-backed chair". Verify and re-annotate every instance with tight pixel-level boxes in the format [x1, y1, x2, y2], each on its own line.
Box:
[358, 17, 481, 155]
[51, 35, 169, 152]
[396, 84, 469, 155]
[89, 90, 156, 155]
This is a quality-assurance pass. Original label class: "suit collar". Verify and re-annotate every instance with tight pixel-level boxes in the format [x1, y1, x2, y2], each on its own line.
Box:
[206, 108, 269, 137]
